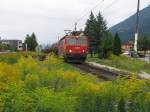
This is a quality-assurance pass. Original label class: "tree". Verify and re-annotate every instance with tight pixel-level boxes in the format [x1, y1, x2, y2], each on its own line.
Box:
[99, 32, 113, 59]
[0, 44, 11, 51]
[138, 36, 150, 55]
[84, 12, 97, 57]
[24, 33, 38, 51]
[95, 12, 107, 46]
[31, 33, 38, 50]
[84, 12, 107, 56]
[113, 33, 122, 56]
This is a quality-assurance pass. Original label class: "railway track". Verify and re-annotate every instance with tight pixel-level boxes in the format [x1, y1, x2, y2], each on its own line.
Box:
[69, 63, 124, 81]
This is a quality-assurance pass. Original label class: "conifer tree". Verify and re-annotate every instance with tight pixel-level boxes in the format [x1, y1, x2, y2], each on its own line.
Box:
[96, 12, 107, 55]
[31, 33, 38, 50]
[84, 12, 97, 56]
[84, 12, 107, 56]
[96, 12, 107, 45]
[113, 33, 122, 56]
[99, 32, 113, 58]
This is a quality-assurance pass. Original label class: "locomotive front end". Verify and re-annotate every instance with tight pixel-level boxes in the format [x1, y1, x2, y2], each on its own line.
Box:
[65, 36, 88, 62]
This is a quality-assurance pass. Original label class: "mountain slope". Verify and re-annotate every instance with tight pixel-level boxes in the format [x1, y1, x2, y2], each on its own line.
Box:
[110, 5, 150, 42]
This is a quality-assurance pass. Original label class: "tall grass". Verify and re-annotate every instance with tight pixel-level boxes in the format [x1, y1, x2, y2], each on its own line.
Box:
[0, 53, 150, 112]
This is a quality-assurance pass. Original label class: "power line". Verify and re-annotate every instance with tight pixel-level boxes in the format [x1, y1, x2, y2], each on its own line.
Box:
[67, 0, 119, 33]
[74, 0, 120, 30]
[66, 0, 105, 32]
[76, 0, 105, 24]
[101, 0, 119, 11]
[74, 1, 99, 20]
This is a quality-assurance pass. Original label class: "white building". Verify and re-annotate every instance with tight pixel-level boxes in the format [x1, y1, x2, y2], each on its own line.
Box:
[0, 39, 23, 51]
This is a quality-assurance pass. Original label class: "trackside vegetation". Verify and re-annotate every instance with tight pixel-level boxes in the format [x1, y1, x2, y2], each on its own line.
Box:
[0, 53, 150, 112]
[0, 52, 46, 64]
[87, 54, 150, 74]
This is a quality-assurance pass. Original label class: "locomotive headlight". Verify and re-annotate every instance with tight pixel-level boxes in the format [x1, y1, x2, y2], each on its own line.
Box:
[69, 50, 72, 53]
[82, 50, 85, 53]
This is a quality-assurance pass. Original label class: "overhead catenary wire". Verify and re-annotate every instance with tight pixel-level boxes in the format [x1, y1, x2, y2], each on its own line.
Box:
[76, 0, 105, 24]
[69, 0, 105, 32]
[67, 0, 120, 32]
[101, 0, 120, 12]
[74, 0, 120, 31]
[73, 0, 103, 23]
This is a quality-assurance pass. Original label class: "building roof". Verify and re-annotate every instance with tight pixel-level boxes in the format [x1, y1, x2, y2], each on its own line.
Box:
[0, 39, 22, 42]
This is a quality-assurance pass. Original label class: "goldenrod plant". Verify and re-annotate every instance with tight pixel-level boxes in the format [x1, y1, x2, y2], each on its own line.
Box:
[0, 53, 150, 112]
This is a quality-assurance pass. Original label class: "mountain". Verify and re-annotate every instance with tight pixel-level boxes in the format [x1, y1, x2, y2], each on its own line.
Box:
[110, 5, 150, 43]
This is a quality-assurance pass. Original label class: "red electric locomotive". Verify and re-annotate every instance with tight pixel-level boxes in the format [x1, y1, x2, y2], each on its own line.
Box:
[58, 33, 88, 62]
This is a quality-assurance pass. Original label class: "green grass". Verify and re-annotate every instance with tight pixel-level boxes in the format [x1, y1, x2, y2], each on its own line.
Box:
[87, 54, 150, 74]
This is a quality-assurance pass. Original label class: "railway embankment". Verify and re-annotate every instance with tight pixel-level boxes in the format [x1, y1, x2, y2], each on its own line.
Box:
[86, 61, 150, 80]
[87, 54, 150, 78]
[138, 71, 150, 79]
[86, 61, 131, 76]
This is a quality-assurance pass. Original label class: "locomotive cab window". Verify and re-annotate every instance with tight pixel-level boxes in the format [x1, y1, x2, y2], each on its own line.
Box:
[68, 38, 76, 45]
[78, 37, 86, 45]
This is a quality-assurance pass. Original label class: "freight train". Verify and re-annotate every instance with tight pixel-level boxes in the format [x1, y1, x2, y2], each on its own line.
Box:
[58, 32, 88, 62]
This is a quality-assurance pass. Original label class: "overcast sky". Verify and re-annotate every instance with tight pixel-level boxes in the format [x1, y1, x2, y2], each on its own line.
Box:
[0, 0, 150, 44]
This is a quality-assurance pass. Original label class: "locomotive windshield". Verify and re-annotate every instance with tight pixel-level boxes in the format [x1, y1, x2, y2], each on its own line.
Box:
[68, 38, 76, 45]
[78, 37, 86, 45]
[67, 37, 86, 45]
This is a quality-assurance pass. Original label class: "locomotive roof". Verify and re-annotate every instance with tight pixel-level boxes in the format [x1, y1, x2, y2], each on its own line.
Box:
[59, 31, 85, 41]
[59, 34, 86, 42]
[59, 36, 66, 41]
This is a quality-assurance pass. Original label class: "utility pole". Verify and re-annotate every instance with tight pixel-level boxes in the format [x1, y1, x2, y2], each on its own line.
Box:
[134, 0, 140, 52]
[25, 43, 28, 52]
[74, 22, 77, 31]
